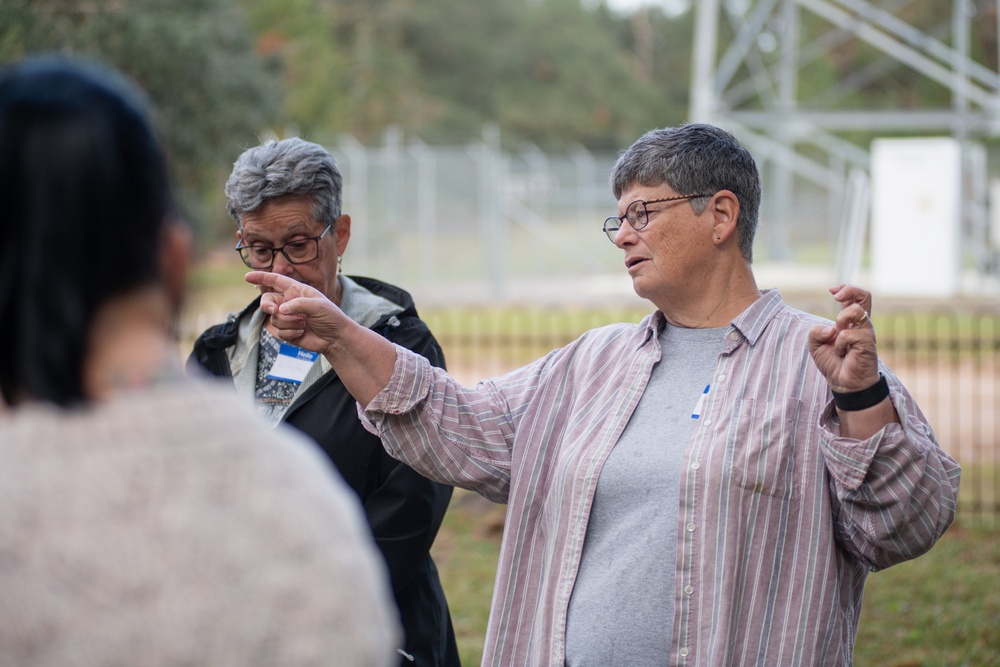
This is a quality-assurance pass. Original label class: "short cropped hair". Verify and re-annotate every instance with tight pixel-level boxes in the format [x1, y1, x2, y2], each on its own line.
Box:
[225, 137, 343, 228]
[609, 124, 761, 262]
[0, 56, 173, 406]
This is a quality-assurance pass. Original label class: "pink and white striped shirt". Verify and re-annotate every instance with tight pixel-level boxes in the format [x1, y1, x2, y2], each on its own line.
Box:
[363, 289, 961, 666]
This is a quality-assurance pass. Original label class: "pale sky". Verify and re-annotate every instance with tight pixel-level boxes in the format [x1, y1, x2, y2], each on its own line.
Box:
[602, 0, 690, 16]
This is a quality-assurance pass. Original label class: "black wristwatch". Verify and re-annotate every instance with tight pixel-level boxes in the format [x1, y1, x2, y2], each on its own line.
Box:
[831, 373, 889, 411]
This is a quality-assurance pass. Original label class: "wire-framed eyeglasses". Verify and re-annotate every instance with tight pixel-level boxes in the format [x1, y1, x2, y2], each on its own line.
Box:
[235, 225, 332, 269]
[602, 194, 712, 243]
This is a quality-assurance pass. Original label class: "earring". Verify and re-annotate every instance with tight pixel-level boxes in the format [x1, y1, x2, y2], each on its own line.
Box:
[337, 255, 343, 276]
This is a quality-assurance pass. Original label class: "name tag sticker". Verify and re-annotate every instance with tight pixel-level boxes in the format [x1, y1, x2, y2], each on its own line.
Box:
[268, 343, 319, 384]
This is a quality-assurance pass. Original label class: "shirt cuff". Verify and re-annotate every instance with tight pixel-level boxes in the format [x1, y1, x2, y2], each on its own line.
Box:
[357, 345, 432, 432]
[818, 398, 904, 491]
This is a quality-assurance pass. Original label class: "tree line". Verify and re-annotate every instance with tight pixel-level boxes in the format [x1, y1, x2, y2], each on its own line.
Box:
[0, 0, 974, 241]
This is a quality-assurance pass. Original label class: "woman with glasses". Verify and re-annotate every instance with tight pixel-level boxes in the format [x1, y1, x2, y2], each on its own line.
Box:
[189, 137, 459, 667]
[0, 57, 399, 666]
[245, 124, 959, 666]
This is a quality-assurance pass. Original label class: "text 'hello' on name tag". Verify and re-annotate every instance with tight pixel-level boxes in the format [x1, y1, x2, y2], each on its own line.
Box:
[268, 343, 319, 384]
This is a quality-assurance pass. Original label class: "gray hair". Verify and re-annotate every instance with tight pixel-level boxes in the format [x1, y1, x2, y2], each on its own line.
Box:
[609, 123, 761, 262]
[225, 137, 343, 227]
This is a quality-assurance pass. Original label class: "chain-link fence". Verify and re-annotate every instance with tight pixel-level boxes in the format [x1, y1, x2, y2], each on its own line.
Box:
[327, 126, 620, 302]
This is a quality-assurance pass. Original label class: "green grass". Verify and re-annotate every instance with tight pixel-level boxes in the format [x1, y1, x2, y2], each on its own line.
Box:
[431, 491, 505, 667]
[432, 493, 1000, 667]
[856, 520, 1000, 667]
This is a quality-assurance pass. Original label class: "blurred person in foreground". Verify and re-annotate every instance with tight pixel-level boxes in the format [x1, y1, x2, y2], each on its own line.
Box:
[247, 124, 960, 666]
[188, 138, 459, 667]
[0, 56, 399, 667]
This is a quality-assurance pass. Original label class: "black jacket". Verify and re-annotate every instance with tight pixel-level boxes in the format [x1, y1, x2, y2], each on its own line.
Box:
[188, 277, 460, 667]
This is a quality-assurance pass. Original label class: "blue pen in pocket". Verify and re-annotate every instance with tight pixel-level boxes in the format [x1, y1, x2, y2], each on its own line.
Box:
[691, 384, 710, 419]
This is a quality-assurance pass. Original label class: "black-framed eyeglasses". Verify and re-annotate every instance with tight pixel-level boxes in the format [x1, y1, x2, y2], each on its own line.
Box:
[602, 194, 712, 243]
[235, 225, 332, 269]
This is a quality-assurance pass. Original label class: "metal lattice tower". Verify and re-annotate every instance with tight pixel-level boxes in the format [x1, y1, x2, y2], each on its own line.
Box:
[689, 0, 1000, 281]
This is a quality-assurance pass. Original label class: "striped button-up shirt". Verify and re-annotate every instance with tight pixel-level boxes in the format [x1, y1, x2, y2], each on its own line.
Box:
[362, 289, 961, 666]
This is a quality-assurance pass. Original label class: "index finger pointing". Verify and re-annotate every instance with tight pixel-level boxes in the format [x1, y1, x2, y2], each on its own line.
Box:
[244, 271, 313, 298]
[245, 271, 329, 305]
[245, 270, 284, 290]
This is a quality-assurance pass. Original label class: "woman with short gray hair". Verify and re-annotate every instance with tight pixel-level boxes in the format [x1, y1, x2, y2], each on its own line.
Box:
[226, 137, 343, 230]
[190, 137, 460, 667]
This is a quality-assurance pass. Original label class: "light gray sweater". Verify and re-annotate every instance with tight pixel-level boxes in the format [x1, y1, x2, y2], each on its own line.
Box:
[0, 379, 400, 667]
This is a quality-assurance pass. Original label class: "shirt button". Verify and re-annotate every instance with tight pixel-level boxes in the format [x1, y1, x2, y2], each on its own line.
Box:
[703, 419, 712, 426]
[717, 374, 726, 382]
[687, 523, 696, 532]
[691, 462, 700, 471]
[680, 647, 689, 657]
[684, 585, 694, 595]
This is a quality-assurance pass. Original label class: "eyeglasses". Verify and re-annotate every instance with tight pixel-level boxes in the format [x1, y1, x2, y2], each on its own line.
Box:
[602, 194, 712, 243]
[235, 225, 332, 269]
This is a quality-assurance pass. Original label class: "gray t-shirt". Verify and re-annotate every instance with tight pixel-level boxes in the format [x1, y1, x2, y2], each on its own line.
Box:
[564, 322, 726, 666]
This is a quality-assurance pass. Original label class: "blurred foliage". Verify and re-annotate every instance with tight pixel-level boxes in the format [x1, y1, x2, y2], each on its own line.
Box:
[0, 0, 693, 241]
[0, 0, 280, 240]
[1, 0, 992, 242]
[236, 0, 693, 150]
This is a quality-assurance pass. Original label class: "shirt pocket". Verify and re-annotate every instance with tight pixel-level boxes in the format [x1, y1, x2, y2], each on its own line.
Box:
[728, 398, 813, 502]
